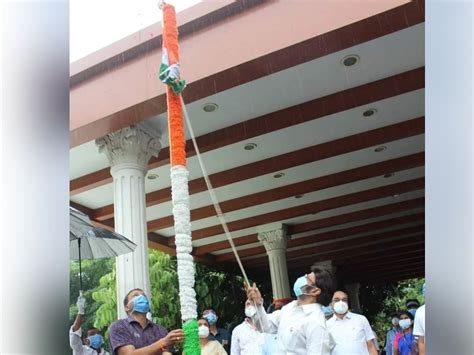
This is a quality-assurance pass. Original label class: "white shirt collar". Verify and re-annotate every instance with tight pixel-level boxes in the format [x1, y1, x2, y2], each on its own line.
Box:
[335, 311, 353, 320]
[290, 300, 322, 315]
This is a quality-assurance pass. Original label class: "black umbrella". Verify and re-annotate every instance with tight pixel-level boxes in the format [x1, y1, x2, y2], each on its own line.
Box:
[70, 206, 137, 290]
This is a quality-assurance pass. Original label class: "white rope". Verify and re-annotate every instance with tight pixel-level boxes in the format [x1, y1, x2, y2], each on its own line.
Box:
[180, 96, 251, 286]
[180, 98, 267, 333]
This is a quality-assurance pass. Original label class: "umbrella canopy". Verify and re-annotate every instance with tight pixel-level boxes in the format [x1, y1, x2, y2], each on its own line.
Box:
[69, 206, 137, 291]
[70, 206, 94, 241]
[70, 227, 137, 260]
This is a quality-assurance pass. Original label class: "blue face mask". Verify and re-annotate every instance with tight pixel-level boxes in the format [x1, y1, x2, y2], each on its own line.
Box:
[131, 294, 150, 314]
[293, 275, 317, 297]
[408, 308, 417, 317]
[88, 334, 103, 350]
[204, 312, 217, 325]
[321, 305, 334, 317]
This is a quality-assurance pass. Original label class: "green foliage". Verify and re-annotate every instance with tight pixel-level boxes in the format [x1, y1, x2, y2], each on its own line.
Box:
[69, 249, 248, 344]
[359, 278, 425, 348]
[69, 258, 115, 332]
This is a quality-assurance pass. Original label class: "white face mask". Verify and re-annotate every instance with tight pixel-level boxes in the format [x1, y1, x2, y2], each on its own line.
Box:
[399, 319, 412, 330]
[245, 305, 257, 318]
[333, 300, 349, 314]
[392, 317, 400, 326]
[198, 325, 210, 338]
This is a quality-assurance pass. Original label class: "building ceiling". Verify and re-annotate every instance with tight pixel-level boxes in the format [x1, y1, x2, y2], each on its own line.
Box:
[70, 1, 425, 285]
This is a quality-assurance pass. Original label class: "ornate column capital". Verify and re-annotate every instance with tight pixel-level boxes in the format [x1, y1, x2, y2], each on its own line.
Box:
[257, 224, 289, 252]
[96, 122, 161, 170]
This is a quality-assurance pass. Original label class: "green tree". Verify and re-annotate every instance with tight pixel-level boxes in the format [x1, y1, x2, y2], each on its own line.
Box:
[81, 249, 248, 336]
[69, 258, 115, 332]
[359, 277, 425, 348]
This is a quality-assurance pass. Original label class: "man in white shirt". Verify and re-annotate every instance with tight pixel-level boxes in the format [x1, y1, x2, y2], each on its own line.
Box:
[230, 300, 265, 355]
[413, 304, 425, 355]
[246, 265, 335, 355]
[326, 290, 378, 355]
[70, 292, 110, 355]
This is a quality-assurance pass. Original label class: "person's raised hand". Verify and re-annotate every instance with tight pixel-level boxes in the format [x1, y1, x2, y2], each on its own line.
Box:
[245, 282, 263, 306]
[162, 329, 185, 347]
[76, 291, 86, 315]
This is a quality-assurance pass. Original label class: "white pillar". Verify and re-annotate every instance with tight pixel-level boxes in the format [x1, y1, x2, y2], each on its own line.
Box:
[96, 123, 161, 318]
[345, 282, 361, 311]
[257, 224, 291, 300]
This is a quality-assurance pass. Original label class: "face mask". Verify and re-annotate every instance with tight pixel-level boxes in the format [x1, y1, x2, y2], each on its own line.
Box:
[391, 317, 400, 326]
[204, 313, 217, 325]
[88, 334, 103, 350]
[408, 308, 417, 317]
[131, 294, 150, 314]
[198, 325, 210, 338]
[321, 305, 334, 317]
[245, 305, 257, 318]
[293, 275, 317, 297]
[399, 319, 412, 330]
[333, 300, 348, 314]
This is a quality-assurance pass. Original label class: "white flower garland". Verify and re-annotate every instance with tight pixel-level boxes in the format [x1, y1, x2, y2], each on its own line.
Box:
[170, 165, 197, 321]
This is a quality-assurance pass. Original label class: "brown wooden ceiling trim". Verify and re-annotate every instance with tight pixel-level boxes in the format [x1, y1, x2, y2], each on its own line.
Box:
[91, 116, 424, 223]
[262, 248, 425, 281]
[364, 271, 425, 286]
[194, 197, 424, 255]
[70, 67, 424, 196]
[336, 249, 424, 266]
[344, 267, 425, 285]
[71, 1, 424, 147]
[247, 236, 424, 268]
[215, 213, 423, 261]
[286, 247, 425, 273]
[290, 260, 425, 281]
[150, 153, 424, 230]
[341, 259, 424, 274]
[218, 224, 424, 262]
[287, 213, 423, 249]
[186, 178, 424, 245]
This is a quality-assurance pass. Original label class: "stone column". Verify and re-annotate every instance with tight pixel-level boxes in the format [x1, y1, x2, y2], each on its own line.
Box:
[257, 224, 291, 300]
[345, 282, 361, 311]
[96, 123, 161, 318]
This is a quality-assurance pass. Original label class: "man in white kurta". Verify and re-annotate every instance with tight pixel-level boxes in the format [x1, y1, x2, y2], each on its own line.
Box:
[246, 266, 335, 355]
[230, 300, 265, 355]
[413, 304, 425, 355]
[326, 290, 378, 355]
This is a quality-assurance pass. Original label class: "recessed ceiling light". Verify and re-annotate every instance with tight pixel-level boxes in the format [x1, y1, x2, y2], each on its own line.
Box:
[273, 172, 285, 179]
[202, 103, 218, 113]
[295, 194, 304, 199]
[342, 54, 360, 67]
[363, 108, 377, 117]
[147, 173, 159, 180]
[244, 143, 258, 151]
[374, 146, 387, 153]
[384, 173, 394, 178]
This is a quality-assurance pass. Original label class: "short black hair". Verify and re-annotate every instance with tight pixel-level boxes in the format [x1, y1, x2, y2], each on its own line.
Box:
[391, 311, 401, 318]
[202, 306, 216, 314]
[405, 298, 420, 308]
[310, 265, 335, 306]
[198, 317, 210, 326]
[399, 310, 415, 321]
[123, 288, 144, 307]
[331, 289, 351, 308]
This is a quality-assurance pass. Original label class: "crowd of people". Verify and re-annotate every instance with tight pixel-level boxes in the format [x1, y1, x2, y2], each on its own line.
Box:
[69, 266, 425, 355]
